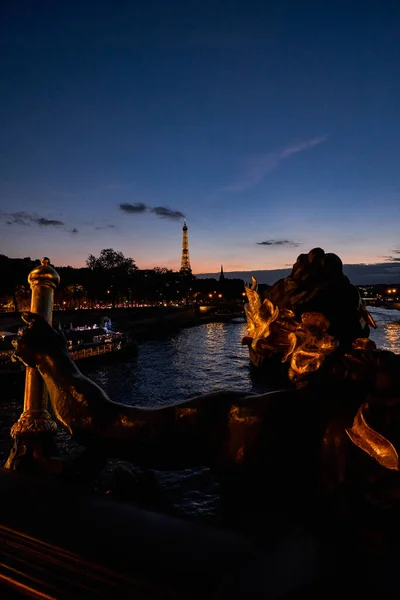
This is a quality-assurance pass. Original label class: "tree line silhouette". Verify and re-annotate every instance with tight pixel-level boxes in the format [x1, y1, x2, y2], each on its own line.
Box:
[0, 250, 246, 311]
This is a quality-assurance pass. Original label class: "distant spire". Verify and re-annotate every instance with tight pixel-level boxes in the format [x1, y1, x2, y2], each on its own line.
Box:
[219, 264, 225, 282]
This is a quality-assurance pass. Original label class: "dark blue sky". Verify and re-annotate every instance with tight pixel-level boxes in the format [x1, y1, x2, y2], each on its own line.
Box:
[1, 1, 400, 275]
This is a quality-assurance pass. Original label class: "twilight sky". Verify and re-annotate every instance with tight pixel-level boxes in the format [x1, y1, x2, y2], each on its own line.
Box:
[1, 1, 400, 278]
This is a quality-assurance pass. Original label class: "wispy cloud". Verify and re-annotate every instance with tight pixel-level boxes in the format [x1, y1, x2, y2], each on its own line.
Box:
[257, 239, 300, 247]
[150, 206, 185, 220]
[82, 220, 115, 230]
[3, 211, 64, 227]
[118, 203, 185, 220]
[383, 255, 400, 262]
[224, 136, 327, 192]
[0, 211, 78, 234]
[119, 202, 147, 214]
[36, 217, 64, 227]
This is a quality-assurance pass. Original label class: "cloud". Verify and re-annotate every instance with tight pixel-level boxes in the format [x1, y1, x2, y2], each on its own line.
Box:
[95, 224, 116, 230]
[257, 240, 300, 247]
[119, 202, 148, 214]
[118, 203, 185, 220]
[224, 136, 327, 192]
[2, 211, 64, 227]
[0, 211, 79, 234]
[151, 206, 185, 220]
[6, 212, 31, 225]
[383, 256, 400, 262]
[36, 217, 64, 227]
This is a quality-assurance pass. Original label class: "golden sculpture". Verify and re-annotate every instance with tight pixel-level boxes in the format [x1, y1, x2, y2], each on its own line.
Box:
[242, 248, 375, 381]
[346, 403, 399, 471]
[243, 285, 338, 382]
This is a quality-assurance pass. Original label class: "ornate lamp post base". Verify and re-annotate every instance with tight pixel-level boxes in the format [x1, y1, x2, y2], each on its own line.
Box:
[5, 257, 61, 474]
[5, 410, 60, 473]
[10, 409, 57, 438]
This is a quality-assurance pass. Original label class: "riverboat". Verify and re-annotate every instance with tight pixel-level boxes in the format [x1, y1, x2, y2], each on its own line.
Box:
[0, 324, 136, 382]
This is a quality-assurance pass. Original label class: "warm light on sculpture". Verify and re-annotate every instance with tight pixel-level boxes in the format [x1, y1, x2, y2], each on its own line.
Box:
[346, 404, 399, 471]
[244, 283, 338, 381]
[243, 248, 374, 382]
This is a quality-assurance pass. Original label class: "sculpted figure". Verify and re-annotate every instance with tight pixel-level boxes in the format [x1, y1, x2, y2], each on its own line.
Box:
[10, 311, 400, 526]
[266, 247, 369, 345]
[242, 247, 376, 381]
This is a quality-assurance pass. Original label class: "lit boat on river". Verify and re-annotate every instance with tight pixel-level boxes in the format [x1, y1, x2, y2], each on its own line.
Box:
[0, 324, 136, 382]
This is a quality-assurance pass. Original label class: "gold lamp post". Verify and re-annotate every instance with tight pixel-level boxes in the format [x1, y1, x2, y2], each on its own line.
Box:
[5, 258, 60, 471]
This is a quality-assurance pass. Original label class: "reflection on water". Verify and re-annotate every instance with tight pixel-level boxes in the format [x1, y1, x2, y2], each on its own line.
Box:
[2, 311, 399, 413]
[87, 322, 255, 407]
[88, 309, 400, 408]
[368, 307, 400, 354]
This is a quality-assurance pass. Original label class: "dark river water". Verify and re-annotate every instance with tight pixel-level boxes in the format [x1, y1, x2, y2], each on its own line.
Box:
[83, 306, 400, 406]
[1, 307, 399, 520]
[86, 320, 260, 406]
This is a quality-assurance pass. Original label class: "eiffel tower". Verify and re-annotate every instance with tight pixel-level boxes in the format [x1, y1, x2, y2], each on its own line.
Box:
[180, 220, 192, 276]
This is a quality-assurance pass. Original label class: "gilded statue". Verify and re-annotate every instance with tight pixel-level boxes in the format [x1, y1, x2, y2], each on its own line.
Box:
[242, 248, 376, 380]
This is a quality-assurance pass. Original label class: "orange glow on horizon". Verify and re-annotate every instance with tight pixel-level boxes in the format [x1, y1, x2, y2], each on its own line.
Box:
[31, 249, 396, 275]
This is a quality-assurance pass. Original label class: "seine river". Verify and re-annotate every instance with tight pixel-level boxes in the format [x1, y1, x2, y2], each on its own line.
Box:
[84, 306, 400, 406]
[1, 306, 399, 519]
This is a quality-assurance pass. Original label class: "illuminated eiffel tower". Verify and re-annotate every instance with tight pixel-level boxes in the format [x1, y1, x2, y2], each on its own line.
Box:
[180, 220, 192, 276]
